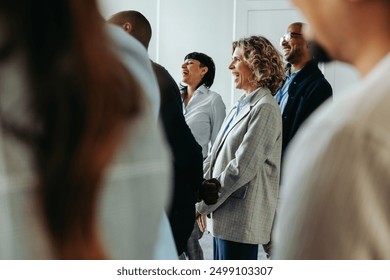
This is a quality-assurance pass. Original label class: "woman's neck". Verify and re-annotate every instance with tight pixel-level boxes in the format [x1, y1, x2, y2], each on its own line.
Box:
[183, 83, 200, 106]
[187, 84, 199, 96]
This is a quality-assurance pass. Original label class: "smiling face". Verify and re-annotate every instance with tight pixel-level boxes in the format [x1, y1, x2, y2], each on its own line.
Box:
[181, 59, 208, 88]
[228, 47, 257, 93]
[280, 23, 307, 65]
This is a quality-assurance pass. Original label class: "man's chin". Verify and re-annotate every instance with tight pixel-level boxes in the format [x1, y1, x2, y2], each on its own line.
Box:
[309, 41, 332, 63]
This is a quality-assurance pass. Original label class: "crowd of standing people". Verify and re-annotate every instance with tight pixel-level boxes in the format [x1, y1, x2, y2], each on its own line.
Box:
[0, 0, 389, 260]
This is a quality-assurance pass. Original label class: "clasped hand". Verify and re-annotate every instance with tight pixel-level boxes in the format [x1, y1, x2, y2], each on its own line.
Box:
[197, 178, 221, 205]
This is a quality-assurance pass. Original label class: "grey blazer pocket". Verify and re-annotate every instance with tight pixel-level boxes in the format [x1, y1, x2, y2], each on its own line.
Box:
[230, 185, 248, 199]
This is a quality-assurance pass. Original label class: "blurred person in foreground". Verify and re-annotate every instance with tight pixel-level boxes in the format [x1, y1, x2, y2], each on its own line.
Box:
[108, 10, 220, 258]
[273, 0, 390, 259]
[0, 0, 171, 259]
[196, 36, 284, 260]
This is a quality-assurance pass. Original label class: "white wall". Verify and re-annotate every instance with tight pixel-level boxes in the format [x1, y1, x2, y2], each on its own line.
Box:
[157, 0, 235, 110]
[99, 0, 235, 109]
[99, 0, 160, 62]
[99, 0, 359, 111]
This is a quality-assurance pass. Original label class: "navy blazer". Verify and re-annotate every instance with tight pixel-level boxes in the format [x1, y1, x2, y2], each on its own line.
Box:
[281, 60, 332, 154]
[153, 62, 203, 255]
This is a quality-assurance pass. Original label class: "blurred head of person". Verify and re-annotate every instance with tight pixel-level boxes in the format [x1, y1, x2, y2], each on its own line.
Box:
[108, 10, 152, 49]
[289, 0, 390, 74]
[229, 36, 285, 94]
[181, 52, 216, 91]
[0, 0, 143, 259]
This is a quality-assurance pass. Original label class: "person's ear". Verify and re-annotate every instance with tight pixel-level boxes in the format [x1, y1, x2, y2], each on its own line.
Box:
[122, 22, 133, 34]
[200, 66, 209, 77]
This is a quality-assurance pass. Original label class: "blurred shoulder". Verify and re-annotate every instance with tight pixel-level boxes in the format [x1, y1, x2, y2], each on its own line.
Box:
[104, 23, 160, 118]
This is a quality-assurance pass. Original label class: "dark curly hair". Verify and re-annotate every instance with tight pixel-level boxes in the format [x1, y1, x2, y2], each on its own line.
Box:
[232, 36, 285, 94]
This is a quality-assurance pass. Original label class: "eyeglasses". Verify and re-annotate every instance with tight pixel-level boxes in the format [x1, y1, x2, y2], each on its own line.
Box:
[280, 32, 302, 45]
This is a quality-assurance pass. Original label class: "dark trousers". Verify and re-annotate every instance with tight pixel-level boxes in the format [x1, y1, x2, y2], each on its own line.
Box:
[186, 222, 204, 260]
[213, 237, 258, 260]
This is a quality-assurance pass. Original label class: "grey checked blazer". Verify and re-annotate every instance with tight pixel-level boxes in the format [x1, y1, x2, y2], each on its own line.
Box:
[197, 87, 282, 244]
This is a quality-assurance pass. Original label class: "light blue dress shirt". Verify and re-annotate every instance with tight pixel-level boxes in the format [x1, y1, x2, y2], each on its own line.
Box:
[275, 69, 300, 113]
[222, 88, 258, 136]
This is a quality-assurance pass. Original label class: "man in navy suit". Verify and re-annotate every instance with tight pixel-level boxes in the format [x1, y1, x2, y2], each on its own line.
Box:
[276, 22, 332, 155]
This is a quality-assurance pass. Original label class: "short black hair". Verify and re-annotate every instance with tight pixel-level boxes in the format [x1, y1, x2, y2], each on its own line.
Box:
[184, 52, 216, 88]
[108, 10, 152, 49]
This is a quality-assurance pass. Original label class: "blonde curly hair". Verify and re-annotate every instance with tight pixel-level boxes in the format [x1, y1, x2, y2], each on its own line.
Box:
[233, 36, 285, 94]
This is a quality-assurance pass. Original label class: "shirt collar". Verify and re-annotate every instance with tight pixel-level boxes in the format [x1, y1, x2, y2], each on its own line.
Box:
[286, 67, 301, 79]
[237, 87, 260, 108]
[195, 84, 209, 95]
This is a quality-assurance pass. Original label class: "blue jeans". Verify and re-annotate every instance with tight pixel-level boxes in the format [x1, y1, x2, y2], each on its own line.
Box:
[213, 237, 258, 260]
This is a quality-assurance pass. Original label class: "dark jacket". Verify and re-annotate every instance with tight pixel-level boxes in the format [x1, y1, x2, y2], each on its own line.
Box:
[281, 59, 333, 154]
[152, 62, 203, 255]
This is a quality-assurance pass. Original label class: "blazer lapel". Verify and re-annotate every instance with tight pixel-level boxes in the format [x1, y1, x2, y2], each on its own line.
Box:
[207, 106, 235, 170]
[212, 88, 270, 160]
[212, 105, 236, 149]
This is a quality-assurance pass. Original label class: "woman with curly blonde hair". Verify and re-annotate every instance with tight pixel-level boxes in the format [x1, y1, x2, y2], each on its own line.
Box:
[196, 35, 284, 259]
[232, 36, 285, 94]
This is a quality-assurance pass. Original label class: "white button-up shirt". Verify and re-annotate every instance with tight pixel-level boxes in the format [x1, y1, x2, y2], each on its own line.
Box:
[182, 84, 226, 158]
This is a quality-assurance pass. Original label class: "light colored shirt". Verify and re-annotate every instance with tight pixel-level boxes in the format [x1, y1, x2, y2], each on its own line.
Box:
[108, 25, 160, 119]
[182, 84, 226, 158]
[273, 53, 390, 259]
[108, 25, 177, 259]
[0, 24, 173, 260]
[222, 88, 258, 136]
[275, 68, 300, 113]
